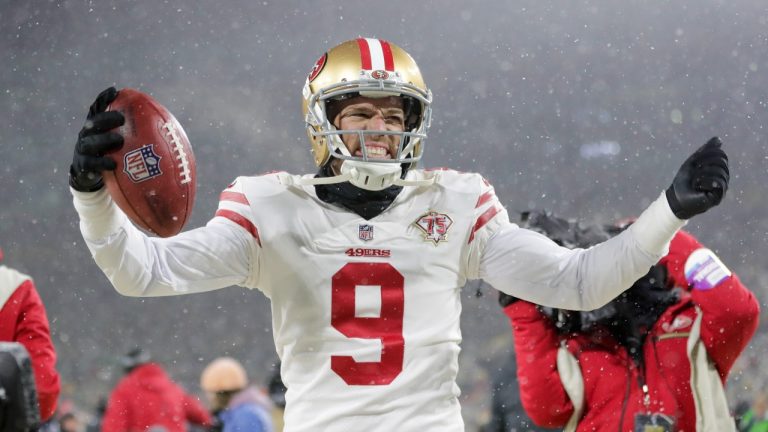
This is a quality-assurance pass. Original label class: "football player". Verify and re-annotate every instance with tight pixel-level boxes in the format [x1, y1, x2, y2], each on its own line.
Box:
[69, 38, 729, 431]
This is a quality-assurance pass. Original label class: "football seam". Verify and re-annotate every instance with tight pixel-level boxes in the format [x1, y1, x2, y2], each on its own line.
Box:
[161, 117, 193, 230]
[163, 120, 192, 185]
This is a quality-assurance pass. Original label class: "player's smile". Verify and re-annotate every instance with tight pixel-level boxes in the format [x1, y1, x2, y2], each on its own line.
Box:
[355, 142, 392, 159]
[333, 96, 405, 161]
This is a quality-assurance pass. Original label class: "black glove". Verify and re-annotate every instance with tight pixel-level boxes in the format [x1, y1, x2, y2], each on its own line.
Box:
[69, 87, 125, 192]
[665, 137, 729, 219]
[498, 291, 519, 308]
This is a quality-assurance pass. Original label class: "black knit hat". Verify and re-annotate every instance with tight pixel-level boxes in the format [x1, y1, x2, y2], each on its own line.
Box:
[121, 347, 151, 372]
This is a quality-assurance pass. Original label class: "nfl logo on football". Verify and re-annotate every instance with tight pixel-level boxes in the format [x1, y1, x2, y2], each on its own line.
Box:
[124, 144, 163, 183]
[358, 224, 374, 241]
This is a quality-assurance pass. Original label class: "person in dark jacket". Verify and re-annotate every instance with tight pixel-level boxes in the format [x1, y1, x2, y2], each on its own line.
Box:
[265, 361, 286, 432]
[499, 211, 759, 432]
[102, 348, 211, 432]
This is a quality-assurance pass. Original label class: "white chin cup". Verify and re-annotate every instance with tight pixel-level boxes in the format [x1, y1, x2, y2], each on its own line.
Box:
[340, 160, 402, 191]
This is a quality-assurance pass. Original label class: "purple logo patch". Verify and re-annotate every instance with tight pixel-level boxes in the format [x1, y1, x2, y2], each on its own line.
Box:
[123, 144, 162, 183]
[684, 248, 731, 290]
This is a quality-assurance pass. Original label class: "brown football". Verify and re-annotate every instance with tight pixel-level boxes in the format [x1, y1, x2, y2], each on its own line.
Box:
[102, 88, 196, 237]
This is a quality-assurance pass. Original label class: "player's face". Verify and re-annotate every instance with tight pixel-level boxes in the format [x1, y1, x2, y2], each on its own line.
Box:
[331, 96, 405, 173]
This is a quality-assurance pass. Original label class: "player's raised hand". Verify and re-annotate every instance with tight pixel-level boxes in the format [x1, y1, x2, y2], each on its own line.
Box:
[665, 137, 729, 220]
[69, 87, 125, 192]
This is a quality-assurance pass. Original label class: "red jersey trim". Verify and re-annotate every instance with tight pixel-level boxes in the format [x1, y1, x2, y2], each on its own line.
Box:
[215, 209, 261, 247]
[219, 191, 249, 205]
[475, 191, 494, 208]
[468, 205, 501, 244]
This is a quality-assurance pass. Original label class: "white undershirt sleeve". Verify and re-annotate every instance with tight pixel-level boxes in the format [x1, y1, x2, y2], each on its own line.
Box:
[72, 188, 256, 297]
[480, 192, 685, 310]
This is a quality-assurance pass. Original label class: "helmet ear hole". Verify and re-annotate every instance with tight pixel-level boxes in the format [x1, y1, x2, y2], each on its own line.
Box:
[402, 96, 422, 132]
[307, 125, 331, 166]
[324, 98, 346, 127]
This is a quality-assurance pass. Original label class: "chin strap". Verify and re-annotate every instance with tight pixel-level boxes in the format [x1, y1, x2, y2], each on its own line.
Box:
[297, 160, 435, 191]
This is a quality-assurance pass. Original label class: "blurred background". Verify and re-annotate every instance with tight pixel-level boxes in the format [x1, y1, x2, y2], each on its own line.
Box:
[1, 0, 766, 429]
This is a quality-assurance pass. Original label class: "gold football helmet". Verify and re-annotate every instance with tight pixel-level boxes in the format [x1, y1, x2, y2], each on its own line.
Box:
[301, 38, 433, 190]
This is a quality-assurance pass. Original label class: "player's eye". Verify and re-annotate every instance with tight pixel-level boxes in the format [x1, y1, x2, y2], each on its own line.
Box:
[343, 111, 371, 120]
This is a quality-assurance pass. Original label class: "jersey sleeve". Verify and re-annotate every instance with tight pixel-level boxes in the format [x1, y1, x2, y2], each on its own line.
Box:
[465, 177, 510, 279]
[71, 182, 258, 297]
[208, 178, 264, 288]
[213, 179, 263, 248]
[480, 192, 686, 310]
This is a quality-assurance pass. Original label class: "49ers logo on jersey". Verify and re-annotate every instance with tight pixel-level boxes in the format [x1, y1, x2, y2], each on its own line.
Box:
[414, 211, 453, 245]
[345, 248, 391, 258]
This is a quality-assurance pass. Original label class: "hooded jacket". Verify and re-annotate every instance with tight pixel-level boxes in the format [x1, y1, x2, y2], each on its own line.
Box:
[102, 363, 211, 432]
[0, 265, 60, 421]
[504, 230, 759, 431]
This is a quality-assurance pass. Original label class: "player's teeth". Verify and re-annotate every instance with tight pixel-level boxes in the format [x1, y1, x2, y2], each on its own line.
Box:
[367, 147, 386, 157]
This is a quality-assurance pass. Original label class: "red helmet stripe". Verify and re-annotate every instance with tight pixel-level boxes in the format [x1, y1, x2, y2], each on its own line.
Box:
[356, 38, 372, 70]
[358, 38, 395, 72]
[379, 40, 395, 71]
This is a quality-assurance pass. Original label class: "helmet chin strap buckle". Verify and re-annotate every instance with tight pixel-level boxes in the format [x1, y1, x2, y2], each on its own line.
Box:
[340, 160, 402, 191]
[296, 160, 436, 190]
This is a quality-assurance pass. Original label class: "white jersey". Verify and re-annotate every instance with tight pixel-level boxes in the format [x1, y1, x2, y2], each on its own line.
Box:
[72, 168, 684, 432]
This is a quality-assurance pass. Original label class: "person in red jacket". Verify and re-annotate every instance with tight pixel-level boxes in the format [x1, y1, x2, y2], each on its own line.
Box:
[500, 211, 760, 432]
[0, 247, 60, 422]
[102, 348, 211, 432]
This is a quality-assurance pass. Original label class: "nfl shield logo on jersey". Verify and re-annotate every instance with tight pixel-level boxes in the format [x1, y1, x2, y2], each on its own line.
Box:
[414, 211, 453, 245]
[358, 224, 374, 241]
[123, 144, 163, 183]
